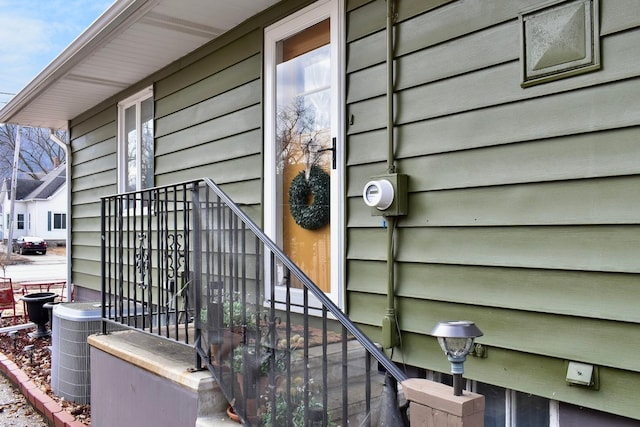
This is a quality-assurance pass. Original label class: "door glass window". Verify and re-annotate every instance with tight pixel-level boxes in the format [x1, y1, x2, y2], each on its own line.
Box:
[276, 19, 332, 291]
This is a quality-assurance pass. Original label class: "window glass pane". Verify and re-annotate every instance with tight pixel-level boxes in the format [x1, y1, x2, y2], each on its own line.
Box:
[515, 391, 549, 427]
[17, 214, 24, 229]
[476, 383, 506, 427]
[124, 104, 137, 192]
[141, 97, 154, 189]
[274, 19, 332, 291]
[53, 213, 66, 230]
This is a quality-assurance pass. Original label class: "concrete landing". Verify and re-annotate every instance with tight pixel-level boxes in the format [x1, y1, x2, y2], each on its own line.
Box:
[89, 330, 236, 426]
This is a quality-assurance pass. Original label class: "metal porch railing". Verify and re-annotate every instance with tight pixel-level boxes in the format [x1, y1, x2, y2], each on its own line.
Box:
[101, 179, 408, 426]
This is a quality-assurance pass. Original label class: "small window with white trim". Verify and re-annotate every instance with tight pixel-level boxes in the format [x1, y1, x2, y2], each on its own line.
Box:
[471, 381, 558, 427]
[118, 87, 154, 193]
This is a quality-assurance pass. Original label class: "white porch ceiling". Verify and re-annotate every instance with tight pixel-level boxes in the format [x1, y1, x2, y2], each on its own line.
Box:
[0, 0, 279, 130]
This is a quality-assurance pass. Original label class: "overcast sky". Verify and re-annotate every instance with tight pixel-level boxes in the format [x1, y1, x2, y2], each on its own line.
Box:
[0, 0, 113, 106]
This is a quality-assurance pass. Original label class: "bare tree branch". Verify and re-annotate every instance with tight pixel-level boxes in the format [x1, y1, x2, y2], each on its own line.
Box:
[0, 125, 66, 179]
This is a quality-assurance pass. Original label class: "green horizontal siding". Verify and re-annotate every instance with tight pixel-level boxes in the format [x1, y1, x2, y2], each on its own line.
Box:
[394, 0, 526, 56]
[72, 270, 102, 291]
[348, 224, 640, 274]
[156, 129, 262, 175]
[72, 185, 116, 206]
[155, 29, 262, 102]
[70, 106, 116, 140]
[349, 259, 640, 323]
[346, 0, 384, 43]
[155, 104, 262, 156]
[601, 0, 640, 35]
[71, 246, 101, 264]
[72, 156, 116, 182]
[346, 0, 640, 419]
[350, 74, 640, 139]
[156, 154, 262, 187]
[72, 139, 116, 166]
[70, 203, 101, 220]
[155, 55, 261, 121]
[71, 170, 115, 192]
[69, 107, 118, 294]
[156, 80, 261, 138]
[348, 176, 640, 227]
[350, 293, 640, 372]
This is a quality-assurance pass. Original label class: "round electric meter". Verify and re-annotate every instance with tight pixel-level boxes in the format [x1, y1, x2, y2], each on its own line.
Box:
[363, 179, 394, 210]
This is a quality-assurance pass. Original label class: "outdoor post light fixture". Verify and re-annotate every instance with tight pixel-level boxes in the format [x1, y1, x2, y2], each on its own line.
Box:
[8, 331, 17, 350]
[23, 344, 34, 365]
[431, 320, 483, 396]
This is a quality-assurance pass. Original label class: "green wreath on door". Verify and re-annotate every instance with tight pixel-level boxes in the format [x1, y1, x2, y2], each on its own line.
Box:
[288, 165, 330, 230]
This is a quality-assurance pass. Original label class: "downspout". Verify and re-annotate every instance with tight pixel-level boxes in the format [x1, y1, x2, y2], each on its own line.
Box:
[382, 0, 400, 350]
[49, 129, 72, 302]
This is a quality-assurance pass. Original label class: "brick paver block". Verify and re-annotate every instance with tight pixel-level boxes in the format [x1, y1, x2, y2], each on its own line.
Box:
[65, 420, 87, 427]
[28, 386, 52, 411]
[18, 377, 36, 395]
[14, 370, 30, 386]
[7, 369, 30, 390]
[4, 359, 19, 378]
[54, 409, 75, 427]
[44, 400, 63, 419]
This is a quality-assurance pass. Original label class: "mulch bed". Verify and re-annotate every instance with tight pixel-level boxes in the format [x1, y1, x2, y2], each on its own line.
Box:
[0, 317, 91, 425]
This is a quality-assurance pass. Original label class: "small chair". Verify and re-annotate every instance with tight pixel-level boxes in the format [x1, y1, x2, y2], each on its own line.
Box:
[0, 277, 18, 324]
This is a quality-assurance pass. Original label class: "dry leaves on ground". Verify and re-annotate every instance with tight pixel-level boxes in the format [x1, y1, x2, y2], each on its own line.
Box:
[0, 319, 90, 425]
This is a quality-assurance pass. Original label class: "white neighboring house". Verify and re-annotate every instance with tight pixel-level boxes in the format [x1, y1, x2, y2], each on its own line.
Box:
[0, 164, 67, 245]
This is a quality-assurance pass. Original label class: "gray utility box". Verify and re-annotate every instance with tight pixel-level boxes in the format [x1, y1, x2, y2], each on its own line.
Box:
[51, 302, 113, 404]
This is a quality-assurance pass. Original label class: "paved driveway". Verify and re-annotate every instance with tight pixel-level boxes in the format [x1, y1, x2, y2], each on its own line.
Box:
[2, 248, 66, 283]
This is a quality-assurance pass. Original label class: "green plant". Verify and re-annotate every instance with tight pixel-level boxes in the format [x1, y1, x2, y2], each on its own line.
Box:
[232, 345, 286, 376]
[262, 380, 331, 427]
[201, 294, 258, 330]
[223, 296, 257, 329]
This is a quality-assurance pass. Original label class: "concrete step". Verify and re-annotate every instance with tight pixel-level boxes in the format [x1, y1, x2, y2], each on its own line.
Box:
[195, 412, 240, 426]
[217, 336, 402, 425]
[259, 342, 400, 426]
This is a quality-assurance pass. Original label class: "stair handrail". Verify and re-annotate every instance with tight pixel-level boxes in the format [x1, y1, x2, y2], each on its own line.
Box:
[201, 177, 407, 383]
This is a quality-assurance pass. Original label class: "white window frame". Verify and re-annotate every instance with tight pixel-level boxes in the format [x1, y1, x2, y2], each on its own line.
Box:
[118, 86, 154, 193]
[263, 0, 345, 309]
[506, 389, 559, 427]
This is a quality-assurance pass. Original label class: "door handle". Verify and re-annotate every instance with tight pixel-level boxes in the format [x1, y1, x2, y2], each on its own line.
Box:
[317, 137, 336, 170]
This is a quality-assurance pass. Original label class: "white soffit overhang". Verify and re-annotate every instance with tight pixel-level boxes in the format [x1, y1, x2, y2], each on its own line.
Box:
[0, 0, 279, 130]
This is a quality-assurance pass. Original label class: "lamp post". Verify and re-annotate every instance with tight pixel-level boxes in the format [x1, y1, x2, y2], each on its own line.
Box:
[431, 320, 483, 396]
